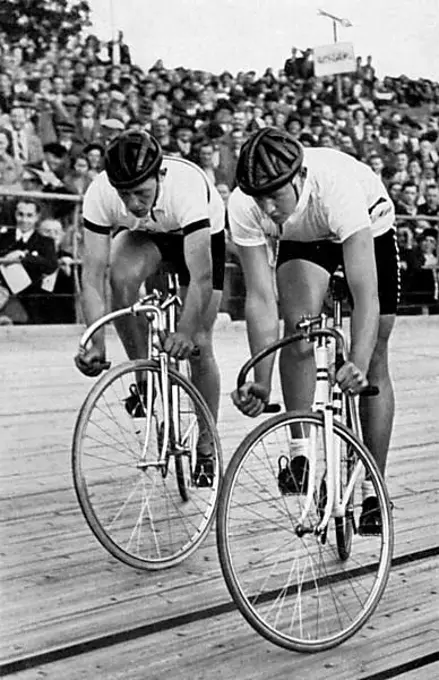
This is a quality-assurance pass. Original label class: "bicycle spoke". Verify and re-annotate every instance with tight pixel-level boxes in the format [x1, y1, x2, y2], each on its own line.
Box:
[217, 412, 393, 651]
[73, 360, 222, 569]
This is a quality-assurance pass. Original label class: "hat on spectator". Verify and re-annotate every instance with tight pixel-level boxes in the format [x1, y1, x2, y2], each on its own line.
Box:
[420, 227, 438, 240]
[420, 130, 438, 143]
[43, 142, 68, 158]
[109, 89, 126, 103]
[203, 122, 225, 140]
[214, 99, 234, 114]
[101, 117, 125, 131]
[13, 93, 35, 108]
[80, 94, 96, 106]
[298, 132, 316, 146]
[64, 94, 80, 107]
[56, 120, 76, 132]
[83, 142, 105, 155]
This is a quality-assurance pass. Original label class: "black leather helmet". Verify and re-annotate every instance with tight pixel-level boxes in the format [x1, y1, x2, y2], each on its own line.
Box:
[236, 127, 304, 196]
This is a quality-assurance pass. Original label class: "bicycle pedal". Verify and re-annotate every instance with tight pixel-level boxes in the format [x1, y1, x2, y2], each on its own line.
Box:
[277, 455, 309, 495]
[193, 457, 214, 488]
[124, 384, 145, 417]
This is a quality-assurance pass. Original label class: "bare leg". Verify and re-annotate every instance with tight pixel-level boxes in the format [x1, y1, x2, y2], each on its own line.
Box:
[109, 230, 162, 358]
[186, 289, 222, 422]
[359, 314, 396, 478]
[277, 259, 330, 414]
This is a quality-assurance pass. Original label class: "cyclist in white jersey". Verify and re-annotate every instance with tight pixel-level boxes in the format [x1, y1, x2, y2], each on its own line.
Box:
[229, 127, 399, 534]
[74, 130, 226, 474]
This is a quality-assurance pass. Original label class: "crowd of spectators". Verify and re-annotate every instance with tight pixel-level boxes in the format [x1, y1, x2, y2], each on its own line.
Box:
[0, 32, 438, 324]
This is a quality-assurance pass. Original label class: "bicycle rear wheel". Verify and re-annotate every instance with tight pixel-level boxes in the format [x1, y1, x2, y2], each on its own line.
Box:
[72, 359, 222, 570]
[217, 411, 393, 652]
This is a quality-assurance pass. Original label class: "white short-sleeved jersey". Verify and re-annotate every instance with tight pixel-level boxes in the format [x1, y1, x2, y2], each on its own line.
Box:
[228, 147, 395, 248]
[83, 156, 225, 236]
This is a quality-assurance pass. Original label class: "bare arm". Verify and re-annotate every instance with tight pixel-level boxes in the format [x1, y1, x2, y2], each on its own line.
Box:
[342, 228, 380, 379]
[81, 228, 111, 352]
[238, 243, 279, 393]
[179, 227, 214, 339]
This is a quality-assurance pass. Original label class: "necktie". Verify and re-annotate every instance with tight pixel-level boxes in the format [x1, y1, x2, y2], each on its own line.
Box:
[16, 132, 27, 162]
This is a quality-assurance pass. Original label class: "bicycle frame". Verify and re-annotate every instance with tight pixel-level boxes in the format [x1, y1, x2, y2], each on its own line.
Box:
[78, 274, 188, 474]
[236, 272, 372, 538]
[294, 300, 365, 536]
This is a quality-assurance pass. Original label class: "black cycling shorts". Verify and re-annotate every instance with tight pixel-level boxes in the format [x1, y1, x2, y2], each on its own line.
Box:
[276, 228, 400, 314]
[145, 229, 225, 291]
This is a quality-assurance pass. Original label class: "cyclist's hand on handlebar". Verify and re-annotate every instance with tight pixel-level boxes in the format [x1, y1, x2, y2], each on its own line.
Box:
[159, 330, 194, 360]
[74, 345, 109, 377]
[231, 381, 270, 417]
[336, 361, 368, 396]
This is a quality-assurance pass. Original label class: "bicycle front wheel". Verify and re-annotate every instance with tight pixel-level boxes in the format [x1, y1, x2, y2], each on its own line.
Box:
[73, 359, 222, 570]
[217, 411, 393, 652]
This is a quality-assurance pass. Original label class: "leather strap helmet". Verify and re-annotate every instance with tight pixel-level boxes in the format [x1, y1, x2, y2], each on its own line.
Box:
[236, 127, 304, 196]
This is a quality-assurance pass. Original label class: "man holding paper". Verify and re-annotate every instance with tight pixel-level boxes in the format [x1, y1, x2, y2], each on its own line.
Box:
[0, 199, 57, 323]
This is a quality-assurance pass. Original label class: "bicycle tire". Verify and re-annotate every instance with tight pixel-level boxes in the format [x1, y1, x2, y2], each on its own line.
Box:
[217, 410, 393, 652]
[72, 359, 222, 570]
[335, 441, 356, 560]
[173, 358, 193, 502]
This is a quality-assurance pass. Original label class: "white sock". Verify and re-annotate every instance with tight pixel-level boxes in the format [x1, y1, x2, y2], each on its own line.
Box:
[289, 439, 309, 459]
[362, 479, 375, 501]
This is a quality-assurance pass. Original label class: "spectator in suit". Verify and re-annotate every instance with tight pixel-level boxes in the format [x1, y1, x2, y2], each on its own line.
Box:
[36, 218, 76, 323]
[416, 136, 439, 166]
[174, 124, 194, 159]
[368, 153, 385, 181]
[64, 154, 93, 195]
[0, 127, 23, 188]
[418, 184, 439, 228]
[388, 180, 403, 207]
[195, 139, 219, 184]
[396, 181, 420, 218]
[55, 119, 84, 163]
[396, 224, 417, 299]
[152, 114, 174, 152]
[83, 142, 105, 179]
[7, 104, 44, 165]
[318, 130, 336, 148]
[74, 95, 102, 146]
[216, 128, 245, 189]
[357, 121, 383, 161]
[410, 226, 438, 302]
[0, 72, 13, 115]
[0, 199, 57, 323]
[283, 47, 301, 81]
[391, 151, 410, 185]
[98, 117, 125, 147]
[0, 127, 23, 224]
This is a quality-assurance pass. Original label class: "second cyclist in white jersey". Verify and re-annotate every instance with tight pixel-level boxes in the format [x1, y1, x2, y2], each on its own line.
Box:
[74, 130, 226, 479]
[229, 127, 399, 534]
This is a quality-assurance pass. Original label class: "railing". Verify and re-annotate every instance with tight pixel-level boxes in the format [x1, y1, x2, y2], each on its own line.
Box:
[0, 187, 438, 324]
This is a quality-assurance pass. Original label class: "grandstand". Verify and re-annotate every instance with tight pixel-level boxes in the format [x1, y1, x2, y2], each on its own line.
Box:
[0, 22, 438, 323]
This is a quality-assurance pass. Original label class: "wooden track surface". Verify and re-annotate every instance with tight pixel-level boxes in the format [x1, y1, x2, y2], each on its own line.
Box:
[0, 315, 438, 679]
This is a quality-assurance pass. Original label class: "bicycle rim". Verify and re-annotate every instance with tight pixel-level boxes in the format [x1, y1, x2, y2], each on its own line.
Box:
[72, 360, 222, 570]
[217, 411, 393, 652]
[335, 439, 356, 560]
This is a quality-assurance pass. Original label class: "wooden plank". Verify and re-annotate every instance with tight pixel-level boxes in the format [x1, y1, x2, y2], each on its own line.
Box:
[3, 558, 438, 680]
[0, 316, 438, 677]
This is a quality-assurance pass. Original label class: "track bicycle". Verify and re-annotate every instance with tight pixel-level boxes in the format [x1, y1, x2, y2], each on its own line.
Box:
[217, 270, 394, 652]
[72, 272, 223, 570]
